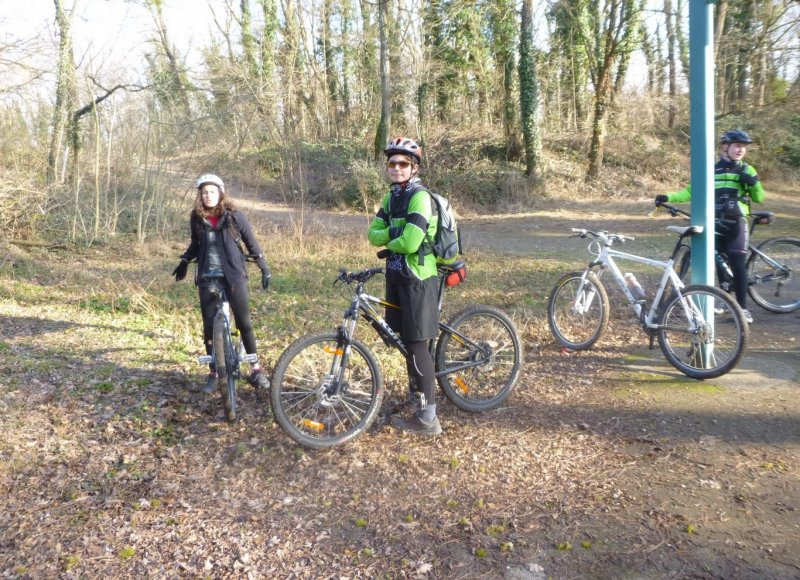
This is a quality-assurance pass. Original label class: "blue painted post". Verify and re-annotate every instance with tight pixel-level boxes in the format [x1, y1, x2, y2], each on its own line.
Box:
[689, 0, 715, 286]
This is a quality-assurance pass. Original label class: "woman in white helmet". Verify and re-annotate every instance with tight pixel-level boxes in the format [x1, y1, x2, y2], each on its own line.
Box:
[172, 174, 272, 393]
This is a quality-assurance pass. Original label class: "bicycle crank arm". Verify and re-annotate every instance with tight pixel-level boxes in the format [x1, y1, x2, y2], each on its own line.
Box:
[242, 354, 259, 364]
[197, 355, 213, 364]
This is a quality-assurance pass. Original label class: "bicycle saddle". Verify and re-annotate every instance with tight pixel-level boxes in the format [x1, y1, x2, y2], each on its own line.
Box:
[666, 225, 704, 236]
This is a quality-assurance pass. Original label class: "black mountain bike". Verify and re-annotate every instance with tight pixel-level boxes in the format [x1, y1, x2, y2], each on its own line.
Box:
[270, 261, 523, 449]
[196, 256, 260, 421]
[657, 203, 800, 313]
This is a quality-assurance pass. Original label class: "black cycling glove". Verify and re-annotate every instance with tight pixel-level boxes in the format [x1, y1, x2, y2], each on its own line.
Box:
[173, 259, 188, 281]
[739, 172, 758, 187]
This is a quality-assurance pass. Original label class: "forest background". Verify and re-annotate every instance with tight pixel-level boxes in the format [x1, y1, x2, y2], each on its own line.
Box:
[2, 2, 800, 576]
[1, 0, 799, 247]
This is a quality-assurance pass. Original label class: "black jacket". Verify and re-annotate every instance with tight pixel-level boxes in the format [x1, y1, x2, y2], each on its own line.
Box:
[180, 210, 267, 287]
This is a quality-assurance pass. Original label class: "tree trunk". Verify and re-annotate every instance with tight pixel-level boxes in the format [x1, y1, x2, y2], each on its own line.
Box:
[489, 0, 518, 154]
[519, 0, 542, 180]
[47, 0, 77, 185]
[148, 0, 191, 118]
[665, 0, 677, 127]
[373, 0, 391, 160]
[714, 0, 728, 111]
[587, 65, 612, 180]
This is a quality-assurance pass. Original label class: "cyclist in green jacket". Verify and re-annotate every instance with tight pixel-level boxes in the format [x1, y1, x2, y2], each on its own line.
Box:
[655, 129, 765, 323]
[368, 137, 441, 436]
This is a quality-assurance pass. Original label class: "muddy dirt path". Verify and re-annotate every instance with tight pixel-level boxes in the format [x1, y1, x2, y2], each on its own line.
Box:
[241, 189, 800, 578]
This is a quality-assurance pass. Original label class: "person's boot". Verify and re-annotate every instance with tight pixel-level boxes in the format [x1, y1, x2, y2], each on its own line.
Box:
[247, 368, 270, 391]
[391, 412, 442, 436]
[202, 372, 217, 394]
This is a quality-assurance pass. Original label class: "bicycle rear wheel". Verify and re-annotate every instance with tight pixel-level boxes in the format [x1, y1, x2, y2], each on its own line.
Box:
[435, 305, 522, 412]
[657, 285, 748, 379]
[547, 271, 609, 350]
[747, 237, 800, 313]
[213, 315, 237, 421]
[271, 332, 383, 449]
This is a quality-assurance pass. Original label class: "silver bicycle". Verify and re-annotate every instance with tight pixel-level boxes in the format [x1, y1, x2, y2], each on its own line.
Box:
[547, 224, 749, 379]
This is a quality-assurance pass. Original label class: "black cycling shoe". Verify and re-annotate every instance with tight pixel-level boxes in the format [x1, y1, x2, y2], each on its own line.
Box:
[247, 369, 270, 391]
[391, 413, 442, 436]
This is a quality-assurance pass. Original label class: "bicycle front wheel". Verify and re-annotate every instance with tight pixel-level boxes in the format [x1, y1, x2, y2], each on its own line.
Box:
[271, 332, 383, 449]
[657, 285, 748, 379]
[747, 237, 800, 313]
[547, 271, 609, 350]
[435, 305, 522, 412]
[213, 315, 237, 422]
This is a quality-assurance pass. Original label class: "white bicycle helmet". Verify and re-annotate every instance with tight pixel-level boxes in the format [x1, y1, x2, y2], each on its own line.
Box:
[195, 173, 225, 192]
[384, 137, 422, 164]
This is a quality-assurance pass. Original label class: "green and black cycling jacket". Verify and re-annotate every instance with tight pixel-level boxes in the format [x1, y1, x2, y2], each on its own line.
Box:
[666, 158, 765, 216]
[368, 186, 438, 282]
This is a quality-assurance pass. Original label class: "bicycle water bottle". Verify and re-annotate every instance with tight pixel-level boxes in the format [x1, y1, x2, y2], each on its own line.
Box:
[624, 273, 646, 301]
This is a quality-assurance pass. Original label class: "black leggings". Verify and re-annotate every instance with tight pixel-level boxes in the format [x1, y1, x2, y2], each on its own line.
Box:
[717, 217, 749, 308]
[406, 340, 435, 406]
[199, 282, 258, 368]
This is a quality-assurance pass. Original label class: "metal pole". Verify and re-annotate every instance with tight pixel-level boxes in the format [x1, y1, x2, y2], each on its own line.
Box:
[689, 0, 715, 286]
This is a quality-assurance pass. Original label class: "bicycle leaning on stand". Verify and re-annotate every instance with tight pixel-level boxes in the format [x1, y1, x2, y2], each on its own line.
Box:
[656, 202, 800, 314]
[196, 254, 261, 422]
[547, 223, 749, 379]
[269, 260, 523, 449]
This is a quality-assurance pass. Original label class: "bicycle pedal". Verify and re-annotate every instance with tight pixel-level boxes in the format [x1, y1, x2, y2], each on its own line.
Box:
[197, 355, 213, 364]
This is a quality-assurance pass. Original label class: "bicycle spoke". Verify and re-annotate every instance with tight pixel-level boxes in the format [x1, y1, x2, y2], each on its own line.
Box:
[436, 306, 522, 412]
[271, 333, 383, 449]
[658, 285, 747, 379]
[547, 272, 609, 350]
[747, 238, 800, 313]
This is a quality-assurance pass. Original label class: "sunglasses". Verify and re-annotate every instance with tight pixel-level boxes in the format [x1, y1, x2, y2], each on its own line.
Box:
[386, 160, 412, 169]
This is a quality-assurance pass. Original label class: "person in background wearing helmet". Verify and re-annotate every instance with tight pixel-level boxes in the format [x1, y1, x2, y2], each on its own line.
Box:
[368, 137, 441, 436]
[172, 174, 272, 394]
[655, 129, 766, 323]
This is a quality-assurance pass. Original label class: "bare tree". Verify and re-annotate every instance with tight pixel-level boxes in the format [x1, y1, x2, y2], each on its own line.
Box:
[374, 0, 391, 160]
[47, 0, 77, 185]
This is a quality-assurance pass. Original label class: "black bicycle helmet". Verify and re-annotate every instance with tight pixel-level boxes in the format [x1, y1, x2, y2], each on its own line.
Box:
[720, 129, 754, 145]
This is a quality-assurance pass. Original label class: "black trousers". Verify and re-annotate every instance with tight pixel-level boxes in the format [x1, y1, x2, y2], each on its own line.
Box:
[717, 217, 749, 308]
[198, 281, 258, 368]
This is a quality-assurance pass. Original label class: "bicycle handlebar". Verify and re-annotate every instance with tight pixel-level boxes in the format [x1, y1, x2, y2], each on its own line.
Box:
[336, 267, 385, 285]
[570, 228, 634, 244]
[654, 201, 691, 219]
[182, 253, 262, 263]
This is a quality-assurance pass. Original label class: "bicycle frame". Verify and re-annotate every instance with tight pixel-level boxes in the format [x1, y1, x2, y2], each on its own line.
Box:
[329, 270, 490, 390]
[665, 203, 789, 291]
[585, 245, 686, 329]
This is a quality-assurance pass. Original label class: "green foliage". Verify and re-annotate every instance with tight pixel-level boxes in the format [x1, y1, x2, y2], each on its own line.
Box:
[118, 546, 136, 560]
[95, 382, 114, 394]
[776, 115, 800, 167]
